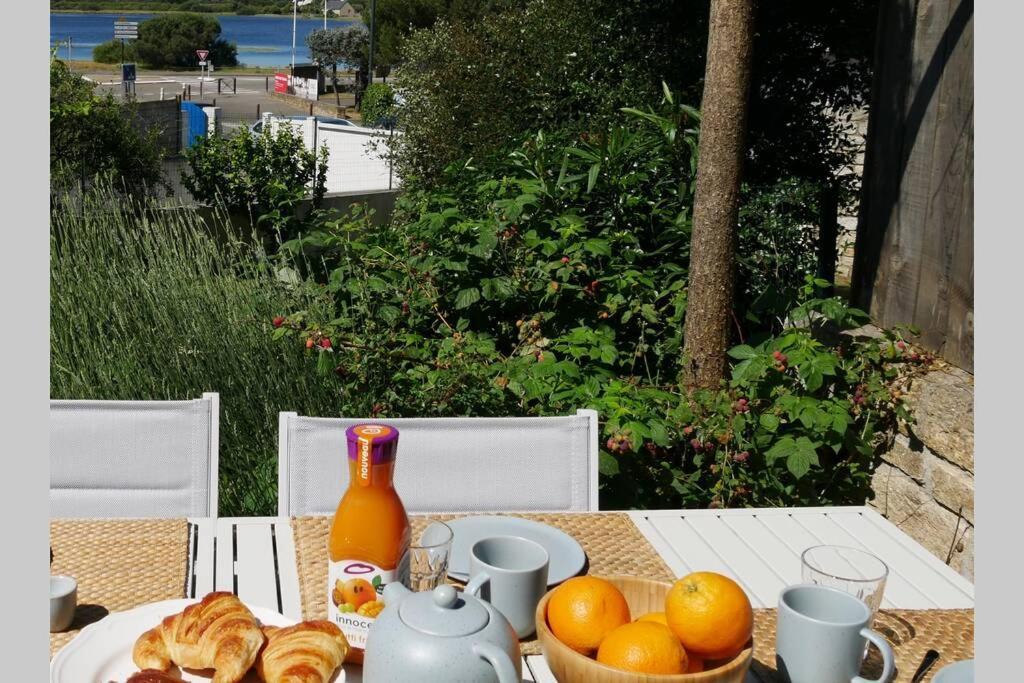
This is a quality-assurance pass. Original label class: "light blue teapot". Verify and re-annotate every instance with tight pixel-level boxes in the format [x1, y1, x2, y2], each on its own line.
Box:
[363, 583, 522, 683]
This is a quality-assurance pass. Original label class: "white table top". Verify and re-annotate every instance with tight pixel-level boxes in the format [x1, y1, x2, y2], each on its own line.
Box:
[187, 507, 973, 683]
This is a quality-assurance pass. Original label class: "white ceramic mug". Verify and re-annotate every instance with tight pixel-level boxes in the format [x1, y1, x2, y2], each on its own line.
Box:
[464, 536, 549, 638]
[50, 575, 77, 633]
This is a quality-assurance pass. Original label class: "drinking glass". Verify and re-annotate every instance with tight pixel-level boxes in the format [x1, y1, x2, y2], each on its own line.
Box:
[406, 520, 454, 592]
[801, 545, 889, 621]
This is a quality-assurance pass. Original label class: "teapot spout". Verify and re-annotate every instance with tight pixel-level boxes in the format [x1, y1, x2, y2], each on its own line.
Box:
[382, 581, 411, 607]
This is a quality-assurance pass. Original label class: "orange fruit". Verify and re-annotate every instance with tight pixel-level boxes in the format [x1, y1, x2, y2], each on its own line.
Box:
[596, 621, 688, 674]
[686, 655, 705, 673]
[665, 572, 753, 660]
[342, 578, 376, 609]
[636, 611, 668, 626]
[547, 576, 631, 655]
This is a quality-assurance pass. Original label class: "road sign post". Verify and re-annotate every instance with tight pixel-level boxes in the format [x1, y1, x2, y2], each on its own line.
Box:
[114, 18, 139, 98]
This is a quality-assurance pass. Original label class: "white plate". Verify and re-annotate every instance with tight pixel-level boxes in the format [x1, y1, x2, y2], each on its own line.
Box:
[933, 659, 973, 683]
[50, 598, 341, 683]
[446, 516, 586, 587]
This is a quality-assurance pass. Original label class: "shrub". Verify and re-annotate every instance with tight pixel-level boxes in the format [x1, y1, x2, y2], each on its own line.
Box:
[272, 103, 919, 509]
[50, 182, 345, 516]
[50, 57, 164, 196]
[359, 83, 396, 128]
[135, 13, 238, 68]
[182, 124, 328, 239]
[92, 39, 136, 64]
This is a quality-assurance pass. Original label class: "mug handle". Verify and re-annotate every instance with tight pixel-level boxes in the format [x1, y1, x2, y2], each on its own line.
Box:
[465, 572, 490, 597]
[852, 627, 895, 683]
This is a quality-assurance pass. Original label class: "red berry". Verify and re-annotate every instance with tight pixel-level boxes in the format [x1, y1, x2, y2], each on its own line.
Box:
[690, 438, 701, 450]
[734, 451, 750, 463]
[683, 426, 694, 435]
[773, 350, 783, 361]
[273, 316, 285, 328]
[561, 256, 570, 264]
[590, 280, 600, 290]
[320, 337, 332, 349]
[897, 341, 906, 350]
[305, 338, 315, 349]
[402, 301, 410, 314]
[606, 438, 616, 450]
[645, 442, 658, 455]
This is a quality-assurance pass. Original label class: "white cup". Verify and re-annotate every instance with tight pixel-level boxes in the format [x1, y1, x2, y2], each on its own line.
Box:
[50, 575, 77, 632]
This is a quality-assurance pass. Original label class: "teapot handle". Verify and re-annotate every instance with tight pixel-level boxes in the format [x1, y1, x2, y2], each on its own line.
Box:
[473, 642, 520, 683]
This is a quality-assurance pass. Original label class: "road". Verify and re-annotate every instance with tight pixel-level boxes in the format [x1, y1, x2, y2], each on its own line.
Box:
[81, 69, 359, 131]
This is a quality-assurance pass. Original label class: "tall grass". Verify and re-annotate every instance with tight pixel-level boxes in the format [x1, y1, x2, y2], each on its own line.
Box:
[51, 186, 345, 516]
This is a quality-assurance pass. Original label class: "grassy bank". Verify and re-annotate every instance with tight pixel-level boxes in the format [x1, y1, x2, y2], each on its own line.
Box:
[51, 185, 348, 516]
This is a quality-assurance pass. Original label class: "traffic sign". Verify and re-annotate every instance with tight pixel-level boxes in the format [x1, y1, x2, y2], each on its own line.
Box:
[122, 63, 137, 82]
[114, 20, 138, 40]
[196, 49, 210, 62]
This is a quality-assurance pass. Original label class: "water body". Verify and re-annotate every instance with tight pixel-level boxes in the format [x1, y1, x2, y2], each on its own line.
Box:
[51, 12, 358, 67]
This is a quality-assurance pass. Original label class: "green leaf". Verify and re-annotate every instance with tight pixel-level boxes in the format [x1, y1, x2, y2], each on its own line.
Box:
[787, 439, 820, 479]
[584, 239, 612, 256]
[728, 344, 757, 359]
[765, 437, 795, 463]
[598, 451, 620, 475]
[759, 414, 780, 432]
[454, 287, 481, 309]
[649, 422, 670, 447]
[586, 163, 600, 193]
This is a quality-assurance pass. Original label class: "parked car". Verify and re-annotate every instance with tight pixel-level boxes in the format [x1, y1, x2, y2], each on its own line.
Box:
[250, 115, 358, 135]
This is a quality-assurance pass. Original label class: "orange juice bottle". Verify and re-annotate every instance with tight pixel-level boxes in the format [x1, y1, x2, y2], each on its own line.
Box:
[328, 424, 410, 662]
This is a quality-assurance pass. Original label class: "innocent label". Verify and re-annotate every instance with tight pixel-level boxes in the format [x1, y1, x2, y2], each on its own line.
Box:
[327, 556, 407, 649]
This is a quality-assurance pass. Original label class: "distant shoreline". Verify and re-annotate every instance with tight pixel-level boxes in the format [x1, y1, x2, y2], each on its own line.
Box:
[51, 9, 359, 20]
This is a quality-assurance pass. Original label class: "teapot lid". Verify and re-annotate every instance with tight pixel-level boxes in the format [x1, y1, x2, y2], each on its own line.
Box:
[399, 584, 489, 637]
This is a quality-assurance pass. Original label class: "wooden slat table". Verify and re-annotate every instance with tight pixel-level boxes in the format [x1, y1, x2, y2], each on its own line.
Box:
[204, 507, 973, 683]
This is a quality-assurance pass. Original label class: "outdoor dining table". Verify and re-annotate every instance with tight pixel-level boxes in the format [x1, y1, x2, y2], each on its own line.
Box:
[50, 506, 974, 682]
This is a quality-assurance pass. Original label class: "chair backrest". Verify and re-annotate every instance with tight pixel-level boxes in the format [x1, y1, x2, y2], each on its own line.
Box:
[50, 393, 219, 519]
[278, 410, 599, 516]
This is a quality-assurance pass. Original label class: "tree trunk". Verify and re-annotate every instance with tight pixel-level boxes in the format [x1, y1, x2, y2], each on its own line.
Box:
[333, 64, 340, 107]
[681, 0, 756, 391]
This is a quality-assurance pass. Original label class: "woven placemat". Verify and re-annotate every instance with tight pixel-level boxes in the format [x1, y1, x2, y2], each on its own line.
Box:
[291, 512, 674, 654]
[49, 519, 190, 657]
[749, 608, 974, 683]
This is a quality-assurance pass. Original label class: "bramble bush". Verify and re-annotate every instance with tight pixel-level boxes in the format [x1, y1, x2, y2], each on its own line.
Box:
[269, 101, 928, 509]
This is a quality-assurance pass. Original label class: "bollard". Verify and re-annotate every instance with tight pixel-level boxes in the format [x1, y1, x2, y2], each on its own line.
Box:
[159, 87, 164, 101]
[309, 102, 314, 116]
[265, 76, 269, 92]
[187, 84, 191, 100]
[233, 77, 237, 94]
[217, 78, 221, 94]
[256, 103, 261, 117]
[199, 79, 203, 98]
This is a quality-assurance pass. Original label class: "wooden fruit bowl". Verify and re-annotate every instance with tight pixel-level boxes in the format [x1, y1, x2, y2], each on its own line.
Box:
[535, 575, 753, 683]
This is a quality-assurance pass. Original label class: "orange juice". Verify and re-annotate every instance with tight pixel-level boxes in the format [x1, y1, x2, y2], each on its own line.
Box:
[328, 424, 410, 662]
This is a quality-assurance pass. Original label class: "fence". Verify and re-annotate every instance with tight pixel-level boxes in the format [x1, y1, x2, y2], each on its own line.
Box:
[852, 0, 973, 371]
[270, 116, 400, 194]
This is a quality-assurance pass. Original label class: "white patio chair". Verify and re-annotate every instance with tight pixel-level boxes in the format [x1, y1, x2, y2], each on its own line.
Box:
[50, 393, 220, 519]
[277, 410, 599, 516]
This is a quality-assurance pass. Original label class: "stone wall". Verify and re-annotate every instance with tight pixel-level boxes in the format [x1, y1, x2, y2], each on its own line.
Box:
[869, 365, 974, 579]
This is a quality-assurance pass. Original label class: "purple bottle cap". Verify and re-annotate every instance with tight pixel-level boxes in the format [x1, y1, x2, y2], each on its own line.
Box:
[346, 424, 400, 466]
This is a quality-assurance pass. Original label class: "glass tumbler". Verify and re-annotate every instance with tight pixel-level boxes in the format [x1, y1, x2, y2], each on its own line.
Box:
[801, 544, 889, 621]
[406, 520, 454, 592]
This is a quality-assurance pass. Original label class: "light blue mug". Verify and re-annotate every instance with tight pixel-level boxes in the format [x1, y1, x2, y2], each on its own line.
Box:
[776, 584, 894, 683]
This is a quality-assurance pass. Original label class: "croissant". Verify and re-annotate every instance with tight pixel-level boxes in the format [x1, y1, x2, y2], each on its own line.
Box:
[256, 621, 349, 683]
[125, 670, 181, 683]
[132, 591, 266, 683]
